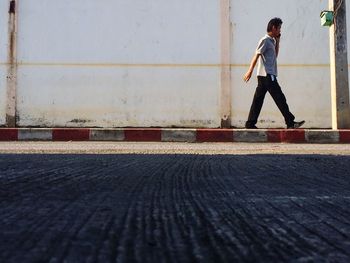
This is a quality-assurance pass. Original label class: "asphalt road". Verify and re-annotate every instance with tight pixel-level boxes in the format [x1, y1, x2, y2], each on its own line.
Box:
[1, 148, 350, 262]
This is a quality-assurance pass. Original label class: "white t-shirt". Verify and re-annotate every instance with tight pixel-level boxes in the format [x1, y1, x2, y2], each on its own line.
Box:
[256, 34, 278, 77]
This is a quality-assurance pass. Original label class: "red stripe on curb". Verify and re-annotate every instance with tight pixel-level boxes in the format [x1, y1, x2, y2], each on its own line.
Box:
[124, 128, 161, 141]
[339, 130, 350, 143]
[267, 130, 306, 143]
[0, 129, 18, 141]
[196, 129, 233, 142]
[52, 129, 90, 141]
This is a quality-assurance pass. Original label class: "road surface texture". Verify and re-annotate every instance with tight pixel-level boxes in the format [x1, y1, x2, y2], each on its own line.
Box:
[1, 150, 350, 262]
[1, 141, 350, 155]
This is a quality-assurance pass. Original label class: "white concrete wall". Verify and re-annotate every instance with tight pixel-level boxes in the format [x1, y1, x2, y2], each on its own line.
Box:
[0, 1, 8, 125]
[16, 0, 221, 127]
[231, 0, 332, 128]
[0, 0, 349, 128]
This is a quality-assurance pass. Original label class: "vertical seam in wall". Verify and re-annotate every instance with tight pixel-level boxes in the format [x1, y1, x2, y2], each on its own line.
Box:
[6, 0, 17, 127]
[220, 0, 232, 128]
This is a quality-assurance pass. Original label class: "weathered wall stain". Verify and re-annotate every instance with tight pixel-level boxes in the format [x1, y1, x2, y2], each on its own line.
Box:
[6, 0, 17, 127]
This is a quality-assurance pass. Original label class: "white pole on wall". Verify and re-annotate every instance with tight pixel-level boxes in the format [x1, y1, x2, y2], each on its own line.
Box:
[329, 0, 350, 129]
[220, 0, 232, 128]
[6, 0, 17, 127]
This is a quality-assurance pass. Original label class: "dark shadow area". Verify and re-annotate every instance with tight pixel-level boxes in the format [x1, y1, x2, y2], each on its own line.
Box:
[1, 154, 350, 262]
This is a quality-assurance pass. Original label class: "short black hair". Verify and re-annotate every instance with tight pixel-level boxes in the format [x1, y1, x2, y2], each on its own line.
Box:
[267, 17, 283, 32]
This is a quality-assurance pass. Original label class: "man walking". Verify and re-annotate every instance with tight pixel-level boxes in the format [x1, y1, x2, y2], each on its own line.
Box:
[243, 17, 304, 129]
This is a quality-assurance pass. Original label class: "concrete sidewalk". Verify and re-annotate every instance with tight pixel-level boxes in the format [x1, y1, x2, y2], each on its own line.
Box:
[0, 128, 350, 143]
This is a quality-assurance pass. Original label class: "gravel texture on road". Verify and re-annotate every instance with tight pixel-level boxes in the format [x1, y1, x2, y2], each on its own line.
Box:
[1, 154, 350, 262]
[1, 142, 350, 155]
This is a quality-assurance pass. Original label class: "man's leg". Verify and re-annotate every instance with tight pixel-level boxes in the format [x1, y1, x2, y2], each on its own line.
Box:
[267, 79, 295, 126]
[245, 77, 268, 128]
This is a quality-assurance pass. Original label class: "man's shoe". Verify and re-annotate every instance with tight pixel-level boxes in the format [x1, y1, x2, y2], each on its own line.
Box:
[245, 125, 258, 129]
[287, 120, 305, 129]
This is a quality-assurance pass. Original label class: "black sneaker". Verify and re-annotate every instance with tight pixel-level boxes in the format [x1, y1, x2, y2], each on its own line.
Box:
[287, 120, 305, 129]
[245, 125, 258, 129]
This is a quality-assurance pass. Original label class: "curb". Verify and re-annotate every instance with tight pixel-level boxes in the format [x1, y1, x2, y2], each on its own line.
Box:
[1, 128, 350, 143]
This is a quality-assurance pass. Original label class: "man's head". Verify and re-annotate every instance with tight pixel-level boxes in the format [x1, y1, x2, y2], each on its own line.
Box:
[267, 17, 282, 37]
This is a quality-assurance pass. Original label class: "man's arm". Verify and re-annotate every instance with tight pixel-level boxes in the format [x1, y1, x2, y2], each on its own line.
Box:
[243, 53, 260, 82]
[275, 34, 281, 57]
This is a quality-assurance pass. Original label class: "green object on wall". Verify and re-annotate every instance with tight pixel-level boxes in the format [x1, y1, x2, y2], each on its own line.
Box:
[320, 11, 334, 26]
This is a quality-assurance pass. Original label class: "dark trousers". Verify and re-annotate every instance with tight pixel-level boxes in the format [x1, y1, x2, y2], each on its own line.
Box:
[246, 75, 295, 127]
